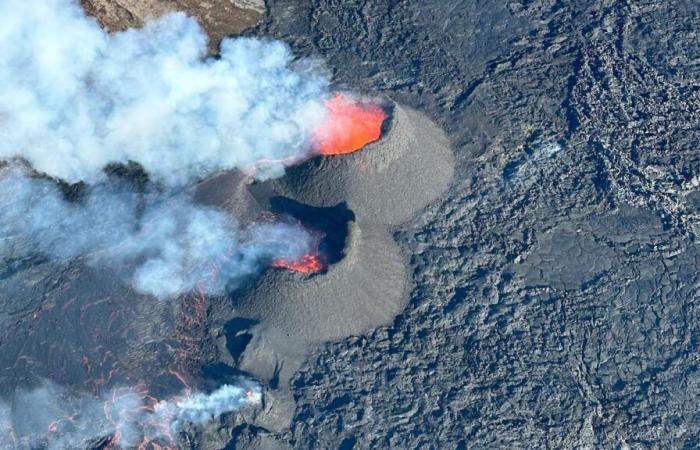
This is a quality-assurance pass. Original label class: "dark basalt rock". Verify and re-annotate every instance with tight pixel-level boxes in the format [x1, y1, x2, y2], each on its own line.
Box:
[241, 0, 700, 448]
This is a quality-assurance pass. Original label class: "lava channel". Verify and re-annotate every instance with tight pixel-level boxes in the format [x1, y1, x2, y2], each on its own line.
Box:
[312, 93, 388, 155]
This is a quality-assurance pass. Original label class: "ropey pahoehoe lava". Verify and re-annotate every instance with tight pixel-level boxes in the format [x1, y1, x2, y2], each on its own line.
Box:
[0, 0, 397, 447]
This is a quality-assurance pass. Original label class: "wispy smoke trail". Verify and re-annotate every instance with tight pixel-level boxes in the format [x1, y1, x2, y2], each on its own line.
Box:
[158, 382, 263, 431]
[0, 381, 262, 449]
[0, 166, 313, 297]
[0, 0, 328, 185]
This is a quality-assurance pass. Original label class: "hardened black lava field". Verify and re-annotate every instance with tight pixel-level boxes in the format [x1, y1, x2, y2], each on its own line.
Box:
[255, 1, 700, 448]
[1, 0, 700, 449]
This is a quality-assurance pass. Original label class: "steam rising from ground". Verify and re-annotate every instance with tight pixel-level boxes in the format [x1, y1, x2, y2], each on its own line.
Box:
[0, 0, 328, 185]
[161, 383, 262, 431]
[0, 381, 261, 449]
[0, 0, 332, 298]
[0, 167, 313, 297]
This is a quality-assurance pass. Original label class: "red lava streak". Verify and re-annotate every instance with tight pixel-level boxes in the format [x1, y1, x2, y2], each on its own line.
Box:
[313, 93, 388, 155]
[272, 253, 326, 273]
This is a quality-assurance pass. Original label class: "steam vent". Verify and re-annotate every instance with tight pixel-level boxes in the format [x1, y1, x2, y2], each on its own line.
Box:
[216, 101, 455, 430]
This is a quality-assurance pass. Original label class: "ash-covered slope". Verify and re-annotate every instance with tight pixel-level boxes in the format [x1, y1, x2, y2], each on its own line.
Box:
[221, 101, 453, 434]
[253, 0, 700, 448]
[265, 104, 454, 225]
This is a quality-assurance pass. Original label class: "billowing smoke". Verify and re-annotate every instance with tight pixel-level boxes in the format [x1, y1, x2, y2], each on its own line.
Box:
[0, 0, 332, 298]
[0, 0, 328, 185]
[157, 383, 262, 431]
[0, 166, 313, 297]
[0, 381, 262, 449]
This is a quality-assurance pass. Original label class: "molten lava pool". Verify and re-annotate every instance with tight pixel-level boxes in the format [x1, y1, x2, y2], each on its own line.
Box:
[313, 93, 388, 155]
[272, 253, 326, 273]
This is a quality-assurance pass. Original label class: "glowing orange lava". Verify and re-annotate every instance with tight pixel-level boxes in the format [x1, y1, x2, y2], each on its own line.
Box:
[313, 93, 387, 155]
[272, 253, 326, 273]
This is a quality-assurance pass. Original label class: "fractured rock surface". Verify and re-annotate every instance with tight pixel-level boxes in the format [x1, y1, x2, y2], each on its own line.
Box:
[81, 0, 265, 51]
[250, 0, 700, 448]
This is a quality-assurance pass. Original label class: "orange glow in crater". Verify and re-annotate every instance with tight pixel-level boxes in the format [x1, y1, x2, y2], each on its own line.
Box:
[313, 93, 387, 155]
[272, 253, 326, 273]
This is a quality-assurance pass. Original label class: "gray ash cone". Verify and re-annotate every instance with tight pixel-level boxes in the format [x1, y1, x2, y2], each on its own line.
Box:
[221, 101, 454, 431]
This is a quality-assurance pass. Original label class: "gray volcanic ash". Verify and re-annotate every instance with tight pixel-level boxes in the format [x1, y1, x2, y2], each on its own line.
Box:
[227, 103, 454, 432]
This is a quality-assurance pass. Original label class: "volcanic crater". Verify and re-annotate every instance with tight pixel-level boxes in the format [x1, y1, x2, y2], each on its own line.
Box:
[207, 100, 455, 430]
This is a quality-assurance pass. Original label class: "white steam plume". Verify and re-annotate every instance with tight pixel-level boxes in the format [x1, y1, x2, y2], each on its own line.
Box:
[0, 381, 262, 449]
[0, 166, 313, 298]
[0, 0, 332, 298]
[0, 0, 328, 185]
[157, 383, 263, 431]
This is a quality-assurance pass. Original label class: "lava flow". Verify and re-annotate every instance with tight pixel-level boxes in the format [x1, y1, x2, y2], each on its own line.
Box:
[272, 252, 326, 273]
[312, 93, 388, 155]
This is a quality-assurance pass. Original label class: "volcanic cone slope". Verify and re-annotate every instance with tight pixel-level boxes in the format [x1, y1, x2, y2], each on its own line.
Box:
[229, 103, 454, 402]
[194, 170, 264, 226]
[266, 103, 455, 225]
